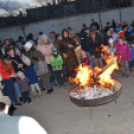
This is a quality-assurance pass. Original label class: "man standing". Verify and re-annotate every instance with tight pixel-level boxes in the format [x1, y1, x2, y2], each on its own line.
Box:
[90, 19, 100, 30]
[0, 101, 48, 134]
[81, 27, 95, 68]
[87, 29, 103, 68]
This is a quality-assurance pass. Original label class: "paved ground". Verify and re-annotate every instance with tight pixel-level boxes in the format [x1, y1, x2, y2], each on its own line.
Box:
[14, 71, 134, 134]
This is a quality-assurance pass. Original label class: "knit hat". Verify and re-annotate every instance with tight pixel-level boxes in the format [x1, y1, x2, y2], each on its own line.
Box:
[41, 34, 48, 40]
[81, 50, 87, 58]
[52, 46, 57, 52]
[108, 38, 114, 44]
[118, 24, 122, 27]
[24, 41, 32, 49]
[23, 55, 31, 64]
[17, 71, 24, 78]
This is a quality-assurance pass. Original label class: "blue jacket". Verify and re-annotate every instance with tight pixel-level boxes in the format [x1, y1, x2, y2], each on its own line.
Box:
[130, 47, 134, 60]
[127, 27, 133, 35]
[24, 65, 38, 85]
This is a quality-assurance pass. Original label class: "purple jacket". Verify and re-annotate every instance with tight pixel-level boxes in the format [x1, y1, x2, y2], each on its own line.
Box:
[116, 43, 131, 62]
[81, 58, 90, 65]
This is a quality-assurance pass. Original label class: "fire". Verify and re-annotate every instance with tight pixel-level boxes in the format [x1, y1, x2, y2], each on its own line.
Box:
[69, 54, 119, 89]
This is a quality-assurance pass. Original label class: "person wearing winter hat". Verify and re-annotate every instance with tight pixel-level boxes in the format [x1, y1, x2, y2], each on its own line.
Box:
[17, 71, 32, 104]
[37, 35, 57, 86]
[22, 56, 43, 97]
[108, 38, 115, 56]
[81, 50, 90, 65]
[50, 46, 64, 88]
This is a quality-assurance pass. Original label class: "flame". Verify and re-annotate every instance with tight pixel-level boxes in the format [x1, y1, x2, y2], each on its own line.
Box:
[69, 46, 119, 89]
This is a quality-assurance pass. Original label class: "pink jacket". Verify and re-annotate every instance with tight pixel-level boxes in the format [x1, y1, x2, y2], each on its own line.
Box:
[37, 43, 54, 64]
[116, 43, 131, 62]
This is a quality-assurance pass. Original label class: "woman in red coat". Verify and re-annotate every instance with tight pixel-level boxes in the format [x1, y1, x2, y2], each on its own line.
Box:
[0, 55, 21, 106]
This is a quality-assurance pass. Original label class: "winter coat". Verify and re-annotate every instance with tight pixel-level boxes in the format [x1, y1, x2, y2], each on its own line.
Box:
[0, 59, 14, 80]
[50, 54, 63, 71]
[130, 47, 134, 60]
[116, 43, 131, 62]
[37, 43, 53, 64]
[81, 32, 89, 52]
[26, 49, 45, 65]
[125, 30, 131, 41]
[11, 55, 25, 72]
[127, 27, 134, 35]
[24, 65, 38, 85]
[90, 22, 100, 30]
[102, 35, 113, 46]
[54, 39, 60, 53]
[81, 58, 90, 65]
[19, 48, 25, 55]
[87, 34, 102, 58]
[16, 78, 30, 93]
[60, 38, 78, 71]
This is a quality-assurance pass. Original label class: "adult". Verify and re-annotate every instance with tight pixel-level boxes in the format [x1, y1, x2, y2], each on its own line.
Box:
[81, 27, 95, 67]
[102, 30, 113, 46]
[54, 33, 62, 53]
[109, 28, 119, 42]
[60, 29, 78, 77]
[104, 22, 112, 32]
[5, 46, 24, 102]
[17, 42, 25, 55]
[122, 25, 131, 43]
[0, 102, 48, 134]
[18, 36, 25, 45]
[90, 19, 100, 30]
[49, 32, 54, 44]
[0, 55, 21, 106]
[37, 34, 57, 86]
[88, 29, 103, 68]
[80, 24, 87, 37]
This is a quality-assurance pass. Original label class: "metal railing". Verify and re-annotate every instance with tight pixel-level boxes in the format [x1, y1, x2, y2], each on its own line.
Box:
[0, 0, 132, 28]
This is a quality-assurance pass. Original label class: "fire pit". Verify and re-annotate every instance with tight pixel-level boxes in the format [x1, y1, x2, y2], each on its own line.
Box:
[69, 80, 121, 107]
[69, 56, 122, 107]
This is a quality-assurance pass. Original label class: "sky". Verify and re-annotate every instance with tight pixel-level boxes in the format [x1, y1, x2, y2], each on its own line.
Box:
[0, 0, 51, 15]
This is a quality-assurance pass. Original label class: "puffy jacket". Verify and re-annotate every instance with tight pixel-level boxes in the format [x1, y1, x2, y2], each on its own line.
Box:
[116, 43, 131, 62]
[0, 59, 14, 80]
[50, 54, 63, 71]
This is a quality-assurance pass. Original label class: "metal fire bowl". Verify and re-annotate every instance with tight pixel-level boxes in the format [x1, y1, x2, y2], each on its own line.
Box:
[69, 81, 122, 107]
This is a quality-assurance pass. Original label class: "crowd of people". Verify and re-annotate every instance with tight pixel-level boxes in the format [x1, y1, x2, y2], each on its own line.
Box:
[0, 18, 134, 112]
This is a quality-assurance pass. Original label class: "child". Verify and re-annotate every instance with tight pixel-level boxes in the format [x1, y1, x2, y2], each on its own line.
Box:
[23, 57, 42, 97]
[81, 50, 90, 65]
[50, 46, 64, 87]
[108, 38, 115, 56]
[17, 71, 32, 104]
[116, 37, 131, 77]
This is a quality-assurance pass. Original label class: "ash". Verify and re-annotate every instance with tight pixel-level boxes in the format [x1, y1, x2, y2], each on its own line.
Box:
[69, 80, 121, 100]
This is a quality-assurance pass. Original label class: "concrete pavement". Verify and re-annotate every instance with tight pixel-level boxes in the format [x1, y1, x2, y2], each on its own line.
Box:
[14, 71, 134, 134]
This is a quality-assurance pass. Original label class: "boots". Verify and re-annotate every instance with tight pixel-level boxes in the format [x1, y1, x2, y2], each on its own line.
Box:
[47, 89, 54, 94]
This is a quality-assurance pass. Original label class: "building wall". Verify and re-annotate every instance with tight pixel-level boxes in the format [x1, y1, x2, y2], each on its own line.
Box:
[0, 7, 134, 42]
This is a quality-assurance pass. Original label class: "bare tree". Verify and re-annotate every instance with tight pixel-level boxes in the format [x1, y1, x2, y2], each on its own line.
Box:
[0, 0, 27, 38]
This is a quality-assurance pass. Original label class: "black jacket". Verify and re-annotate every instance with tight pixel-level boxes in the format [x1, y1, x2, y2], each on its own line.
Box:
[12, 55, 25, 72]
[81, 32, 89, 52]
[125, 30, 131, 41]
[87, 34, 102, 58]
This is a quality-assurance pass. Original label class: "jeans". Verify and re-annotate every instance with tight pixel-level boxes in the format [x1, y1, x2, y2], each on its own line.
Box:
[86, 52, 95, 68]
[14, 82, 22, 98]
[49, 65, 56, 84]
[62, 64, 66, 75]
[21, 91, 31, 103]
[2, 78, 18, 105]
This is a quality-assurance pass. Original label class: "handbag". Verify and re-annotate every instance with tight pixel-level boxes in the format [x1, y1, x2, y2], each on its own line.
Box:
[34, 60, 49, 76]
